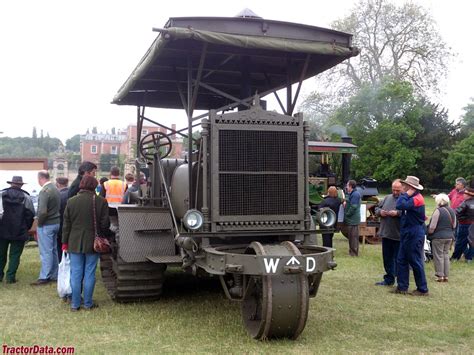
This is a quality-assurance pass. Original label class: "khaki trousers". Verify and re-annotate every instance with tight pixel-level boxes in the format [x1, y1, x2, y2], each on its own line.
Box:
[431, 238, 452, 277]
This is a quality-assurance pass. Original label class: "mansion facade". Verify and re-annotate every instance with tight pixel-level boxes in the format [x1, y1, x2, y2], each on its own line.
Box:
[80, 124, 184, 172]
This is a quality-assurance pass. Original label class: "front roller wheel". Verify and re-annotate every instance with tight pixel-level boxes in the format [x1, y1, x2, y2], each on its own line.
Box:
[241, 241, 309, 340]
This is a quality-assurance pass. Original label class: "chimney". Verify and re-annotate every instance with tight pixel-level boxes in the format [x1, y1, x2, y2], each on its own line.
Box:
[171, 124, 176, 140]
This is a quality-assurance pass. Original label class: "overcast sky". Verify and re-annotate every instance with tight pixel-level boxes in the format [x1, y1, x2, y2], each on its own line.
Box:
[0, 0, 472, 143]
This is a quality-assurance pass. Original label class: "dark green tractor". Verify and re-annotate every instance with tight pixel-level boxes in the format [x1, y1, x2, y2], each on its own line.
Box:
[101, 12, 359, 339]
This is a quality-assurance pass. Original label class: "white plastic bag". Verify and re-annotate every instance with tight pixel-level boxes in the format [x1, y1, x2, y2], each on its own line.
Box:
[57, 252, 72, 298]
[0, 191, 4, 221]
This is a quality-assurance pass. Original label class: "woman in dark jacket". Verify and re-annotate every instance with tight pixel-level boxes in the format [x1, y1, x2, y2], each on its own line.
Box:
[62, 175, 109, 311]
[318, 186, 342, 248]
[427, 193, 456, 282]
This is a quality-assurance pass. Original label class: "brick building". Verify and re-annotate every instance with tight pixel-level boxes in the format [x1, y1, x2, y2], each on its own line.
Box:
[80, 124, 183, 172]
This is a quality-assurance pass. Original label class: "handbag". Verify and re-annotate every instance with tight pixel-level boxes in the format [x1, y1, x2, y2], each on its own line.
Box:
[92, 195, 111, 254]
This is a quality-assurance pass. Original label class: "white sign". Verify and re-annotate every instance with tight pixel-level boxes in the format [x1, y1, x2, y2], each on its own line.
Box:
[263, 258, 280, 274]
[286, 256, 300, 266]
[262, 256, 317, 274]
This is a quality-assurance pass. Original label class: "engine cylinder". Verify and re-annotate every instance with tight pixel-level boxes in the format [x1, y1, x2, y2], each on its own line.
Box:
[170, 162, 203, 219]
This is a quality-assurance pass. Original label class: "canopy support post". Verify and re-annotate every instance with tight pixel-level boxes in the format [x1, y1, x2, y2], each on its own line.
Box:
[187, 55, 194, 210]
[290, 54, 311, 115]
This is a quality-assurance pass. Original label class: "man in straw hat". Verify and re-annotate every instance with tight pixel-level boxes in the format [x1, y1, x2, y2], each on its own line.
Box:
[392, 175, 429, 296]
[0, 176, 35, 284]
[454, 187, 474, 262]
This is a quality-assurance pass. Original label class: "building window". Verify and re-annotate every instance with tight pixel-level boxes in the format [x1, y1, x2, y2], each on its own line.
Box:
[91, 145, 97, 154]
[111, 146, 118, 155]
[141, 129, 148, 136]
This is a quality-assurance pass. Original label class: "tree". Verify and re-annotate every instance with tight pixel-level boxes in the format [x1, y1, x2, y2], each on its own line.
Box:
[32, 127, 37, 139]
[329, 79, 421, 181]
[414, 101, 459, 188]
[329, 79, 420, 143]
[442, 133, 474, 184]
[300, 0, 455, 122]
[352, 120, 419, 181]
[331, 0, 453, 95]
[460, 98, 474, 135]
[65, 134, 81, 152]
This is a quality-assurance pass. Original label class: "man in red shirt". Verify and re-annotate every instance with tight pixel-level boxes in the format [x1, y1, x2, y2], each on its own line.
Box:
[449, 178, 469, 261]
[448, 177, 466, 209]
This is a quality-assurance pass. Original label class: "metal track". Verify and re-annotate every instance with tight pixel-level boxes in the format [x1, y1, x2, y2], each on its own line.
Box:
[100, 253, 166, 302]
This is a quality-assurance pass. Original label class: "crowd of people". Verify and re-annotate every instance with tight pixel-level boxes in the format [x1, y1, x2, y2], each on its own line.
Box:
[0, 161, 138, 311]
[318, 174, 473, 296]
[0, 165, 472, 308]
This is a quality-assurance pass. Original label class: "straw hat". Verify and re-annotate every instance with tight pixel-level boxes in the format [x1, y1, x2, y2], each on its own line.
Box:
[401, 176, 423, 190]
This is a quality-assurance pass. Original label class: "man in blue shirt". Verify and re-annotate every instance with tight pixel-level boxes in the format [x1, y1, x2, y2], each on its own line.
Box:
[392, 176, 429, 296]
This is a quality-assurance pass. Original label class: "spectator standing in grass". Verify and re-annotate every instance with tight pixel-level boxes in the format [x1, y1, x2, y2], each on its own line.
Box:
[341, 180, 361, 256]
[68, 161, 98, 199]
[427, 193, 456, 282]
[0, 176, 35, 284]
[318, 186, 341, 248]
[392, 175, 429, 296]
[102, 166, 127, 205]
[374, 179, 402, 286]
[31, 170, 61, 286]
[454, 187, 474, 263]
[55, 177, 69, 262]
[62, 175, 110, 311]
[449, 177, 470, 261]
[448, 177, 467, 209]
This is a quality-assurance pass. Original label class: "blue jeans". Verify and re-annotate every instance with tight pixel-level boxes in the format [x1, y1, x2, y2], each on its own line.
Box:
[69, 252, 99, 309]
[397, 226, 428, 293]
[452, 224, 471, 260]
[382, 238, 400, 285]
[37, 224, 60, 280]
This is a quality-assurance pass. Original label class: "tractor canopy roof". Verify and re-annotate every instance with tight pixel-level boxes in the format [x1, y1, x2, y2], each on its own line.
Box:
[308, 141, 357, 154]
[112, 16, 359, 110]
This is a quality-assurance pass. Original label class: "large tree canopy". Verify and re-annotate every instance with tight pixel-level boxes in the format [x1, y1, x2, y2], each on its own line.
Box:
[65, 134, 81, 152]
[443, 133, 474, 184]
[460, 98, 474, 135]
[328, 79, 459, 187]
[331, 0, 453, 95]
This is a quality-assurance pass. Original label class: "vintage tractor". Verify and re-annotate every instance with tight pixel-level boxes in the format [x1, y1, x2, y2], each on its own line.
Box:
[307, 140, 381, 243]
[102, 12, 359, 339]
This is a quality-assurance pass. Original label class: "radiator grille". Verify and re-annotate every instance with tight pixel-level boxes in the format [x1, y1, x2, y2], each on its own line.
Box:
[219, 174, 298, 215]
[219, 130, 297, 172]
[218, 129, 299, 216]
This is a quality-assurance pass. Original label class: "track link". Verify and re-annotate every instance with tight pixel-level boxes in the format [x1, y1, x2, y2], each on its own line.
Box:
[100, 253, 166, 302]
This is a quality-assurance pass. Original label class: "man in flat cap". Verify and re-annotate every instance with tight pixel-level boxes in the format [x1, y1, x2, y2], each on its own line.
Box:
[0, 176, 35, 284]
[392, 176, 429, 296]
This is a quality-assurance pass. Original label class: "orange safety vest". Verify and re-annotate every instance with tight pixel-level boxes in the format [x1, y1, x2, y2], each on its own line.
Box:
[104, 179, 127, 204]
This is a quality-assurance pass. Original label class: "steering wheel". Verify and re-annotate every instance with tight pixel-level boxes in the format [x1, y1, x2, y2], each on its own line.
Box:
[139, 132, 173, 161]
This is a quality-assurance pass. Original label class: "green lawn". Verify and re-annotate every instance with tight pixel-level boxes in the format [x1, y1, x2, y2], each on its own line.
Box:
[1, 196, 472, 354]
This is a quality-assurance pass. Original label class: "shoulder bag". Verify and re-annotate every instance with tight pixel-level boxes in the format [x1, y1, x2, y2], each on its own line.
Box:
[93, 195, 111, 254]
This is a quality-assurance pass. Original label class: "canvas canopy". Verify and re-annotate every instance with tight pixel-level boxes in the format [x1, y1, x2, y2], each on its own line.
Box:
[113, 16, 359, 110]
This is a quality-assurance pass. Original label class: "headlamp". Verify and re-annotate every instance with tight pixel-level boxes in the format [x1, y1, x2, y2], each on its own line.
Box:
[183, 209, 204, 231]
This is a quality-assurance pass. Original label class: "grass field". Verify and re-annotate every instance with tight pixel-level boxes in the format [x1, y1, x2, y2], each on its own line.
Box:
[1, 197, 473, 354]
